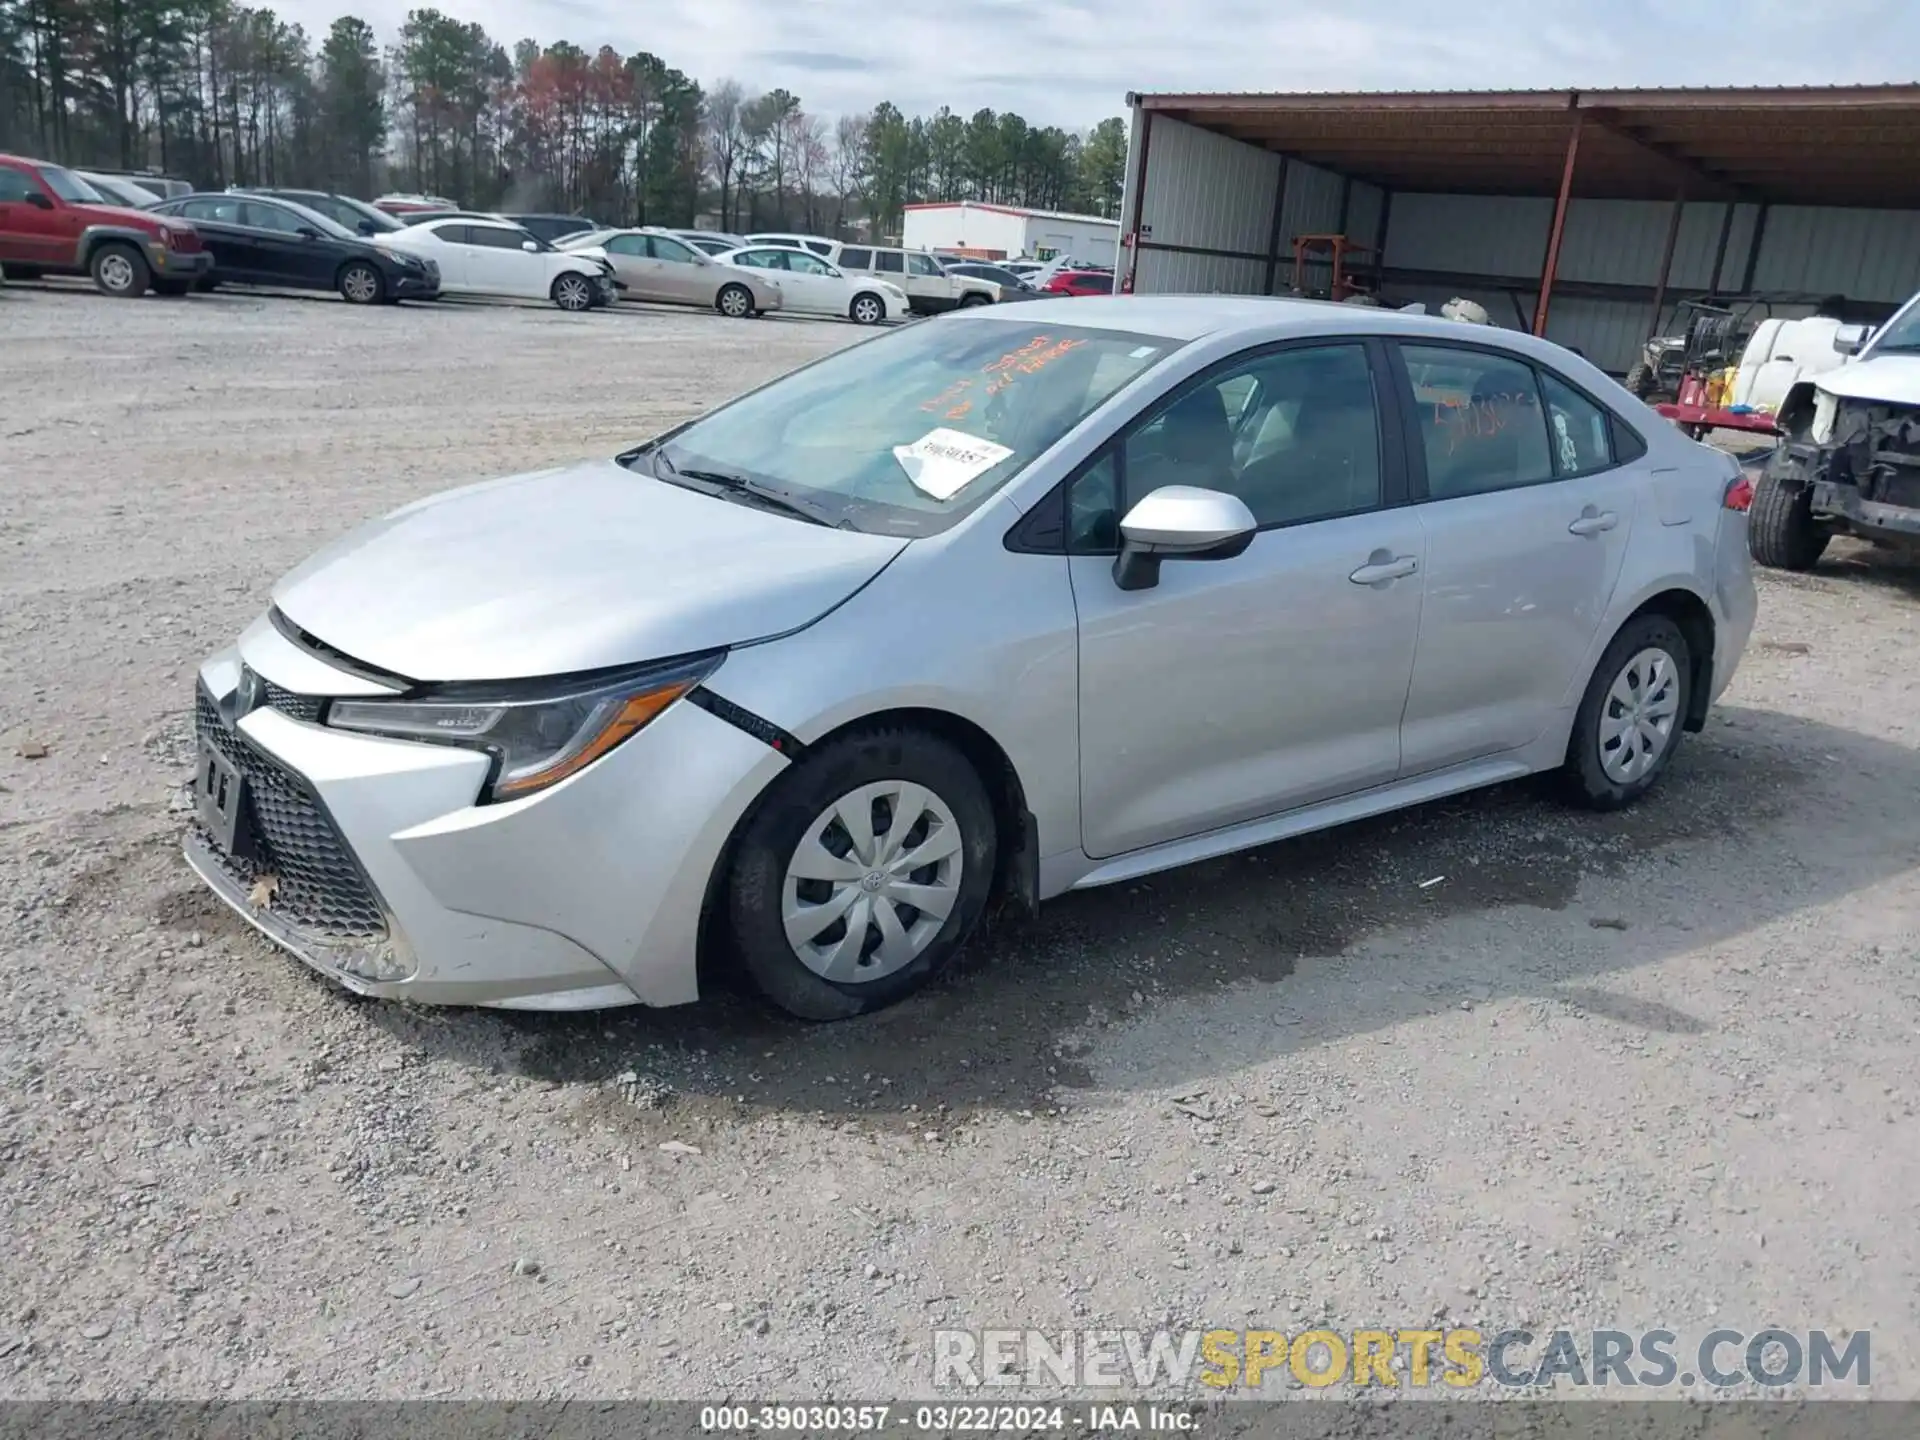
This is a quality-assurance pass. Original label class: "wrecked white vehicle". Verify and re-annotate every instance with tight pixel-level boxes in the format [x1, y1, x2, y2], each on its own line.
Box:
[1751, 291, 1920, 569]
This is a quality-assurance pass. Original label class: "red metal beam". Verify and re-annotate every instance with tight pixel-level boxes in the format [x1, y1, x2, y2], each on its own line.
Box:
[1533, 109, 1584, 337]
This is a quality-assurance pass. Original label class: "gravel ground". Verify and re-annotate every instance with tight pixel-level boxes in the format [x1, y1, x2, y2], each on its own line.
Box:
[2, 282, 1917, 1403]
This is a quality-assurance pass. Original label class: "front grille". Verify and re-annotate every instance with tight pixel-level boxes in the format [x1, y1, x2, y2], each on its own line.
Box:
[194, 687, 387, 941]
[260, 678, 324, 723]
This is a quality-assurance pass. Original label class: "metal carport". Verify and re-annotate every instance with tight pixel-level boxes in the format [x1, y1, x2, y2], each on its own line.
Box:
[1117, 86, 1920, 373]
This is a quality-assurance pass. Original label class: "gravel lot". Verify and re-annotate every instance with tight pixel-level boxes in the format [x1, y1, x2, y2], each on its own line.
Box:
[2, 282, 1918, 1403]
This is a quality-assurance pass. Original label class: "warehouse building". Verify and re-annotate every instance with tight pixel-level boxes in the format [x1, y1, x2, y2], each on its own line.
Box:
[903, 201, 1120, 267]
[1116, 85, 1920, 374]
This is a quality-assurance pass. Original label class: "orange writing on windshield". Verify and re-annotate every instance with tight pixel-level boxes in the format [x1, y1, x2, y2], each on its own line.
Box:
[984, 335, 1086, 395]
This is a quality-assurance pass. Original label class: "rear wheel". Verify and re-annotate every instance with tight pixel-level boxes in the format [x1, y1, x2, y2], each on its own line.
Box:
[849, 292, 885, 326]
[959, 291, 992, 307]
[338, 261, 383, 305]
[722, 728, 998, 1020]
[1748, 463, 1829, 571]
[551, 272, 594, 312]
[90, 242, 149, 298]
[1562, 614, 1693, 811]
[716, 282, 754, 319]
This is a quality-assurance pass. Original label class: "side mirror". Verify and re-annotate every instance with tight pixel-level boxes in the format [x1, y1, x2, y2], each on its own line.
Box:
[357, 220, 376, 235]
[1832, 323, 1871, 356]
[521, 239, 538, 252]
[25, 191, 53, 210]
[296, 226, 320, 239]
[1112, 485, 1258, 592]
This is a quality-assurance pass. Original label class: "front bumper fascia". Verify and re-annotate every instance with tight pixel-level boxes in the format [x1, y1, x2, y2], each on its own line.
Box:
[188, 641, 789, 1009]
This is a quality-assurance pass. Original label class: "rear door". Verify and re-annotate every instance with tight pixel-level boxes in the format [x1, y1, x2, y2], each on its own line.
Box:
[1391, 341, 1641, 775]
[601, 232, 649, 291]
[178, 197, 258, 279]
[418, 223, 473, 289]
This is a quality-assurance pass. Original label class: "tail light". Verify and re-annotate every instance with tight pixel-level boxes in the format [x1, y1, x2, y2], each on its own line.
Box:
[1723, 475, 1754, 512]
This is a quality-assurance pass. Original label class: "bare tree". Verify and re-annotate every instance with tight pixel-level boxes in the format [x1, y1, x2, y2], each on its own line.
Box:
[789, 110, 825, 232]
[829, 111, 868, 238]
[703, 77, 746, 230]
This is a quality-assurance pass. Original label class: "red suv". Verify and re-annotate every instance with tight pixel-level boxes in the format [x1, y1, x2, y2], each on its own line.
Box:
[1042, 269, 1115, 297]
[0, 154, 211, 297]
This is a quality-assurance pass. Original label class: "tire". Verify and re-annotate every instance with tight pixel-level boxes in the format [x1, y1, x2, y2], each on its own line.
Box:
[1562, 614, 1693, 811]
[152, 278, 193, 297]
[716, 282, 754, 319]
[959, 291, 992, 307]
[338, 261, 383, 305]
[1748, 463, 1829, 571]
[90, 242, 149, 298]
[551, 272, 593, 312]
[849, 292, 886, 326]
[722, 727, 998, 1021]
[1624, 360, 1652, 398]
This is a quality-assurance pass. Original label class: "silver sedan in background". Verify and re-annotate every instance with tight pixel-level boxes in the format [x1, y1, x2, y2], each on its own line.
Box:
[560, 226, 781, 317]
[186, 298, 1757, 1020]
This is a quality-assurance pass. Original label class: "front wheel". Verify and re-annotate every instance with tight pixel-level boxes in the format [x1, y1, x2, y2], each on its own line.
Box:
[551, 272, 594, 312]
[338, 261, 384, 305]
[716, 282, 754, 319]
[1748, 464, 1829, 571]
[1561, 614, 1693, 811]
[959, 291, 992, 307]
[722, 728, 998, 1020]
[849, 292, 886, 326]
[90, 242, 149, 298]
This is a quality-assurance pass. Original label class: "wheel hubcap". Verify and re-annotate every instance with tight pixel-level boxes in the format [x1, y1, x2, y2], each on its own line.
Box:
[722, 290, 747, 316]
[782, 780, 963, 983]
[346, 270, 375, 300]
[1599, 646, 1681, 784]
[856, 300, 878, 322]
[101, 255, 132, 289]
[560, 279, 587, 308]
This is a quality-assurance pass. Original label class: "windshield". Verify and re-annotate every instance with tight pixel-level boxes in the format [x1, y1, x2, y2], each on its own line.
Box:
[649, 318, 1180, 537]
[331, 196, 401, 231]
[40, 165, 105, 203]
[1865, 296, 1920, 355]
[79, 174, 148, 207]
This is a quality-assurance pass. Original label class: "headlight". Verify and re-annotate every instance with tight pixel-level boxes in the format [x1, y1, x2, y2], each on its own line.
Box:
[1811, 390, 1839, 445]
[326, 653, 721, 802]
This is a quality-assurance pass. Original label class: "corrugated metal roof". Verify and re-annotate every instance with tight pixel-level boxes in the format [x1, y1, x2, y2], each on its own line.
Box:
[1131, 85, 1920, 207]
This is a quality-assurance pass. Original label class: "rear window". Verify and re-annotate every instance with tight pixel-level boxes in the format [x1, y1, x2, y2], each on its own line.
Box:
[839, 247, 872, 269]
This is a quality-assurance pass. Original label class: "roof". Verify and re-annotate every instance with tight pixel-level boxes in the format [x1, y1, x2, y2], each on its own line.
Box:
[904, 200, 1120, 227]
[1129, 85, 1920, 207]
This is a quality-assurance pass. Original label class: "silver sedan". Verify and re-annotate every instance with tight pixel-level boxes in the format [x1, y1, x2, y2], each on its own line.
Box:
[186, 297, 1757, 1019]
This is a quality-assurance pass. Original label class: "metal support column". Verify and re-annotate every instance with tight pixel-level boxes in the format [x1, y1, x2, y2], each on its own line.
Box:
[1122, 109, 1153, 294]
[1706, 200, 1737, 296]
[1645, 179, 1687, 341]
[1532, 110, 1584, 337]
[1260, 155, 1291, 296]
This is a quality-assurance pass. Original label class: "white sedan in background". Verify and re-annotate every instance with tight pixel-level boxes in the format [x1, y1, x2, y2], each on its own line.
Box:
[717, 246, 910, 325]
[378, 217, 617, 310]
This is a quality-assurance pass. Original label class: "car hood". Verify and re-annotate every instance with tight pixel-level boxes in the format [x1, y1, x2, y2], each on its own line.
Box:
[1814, 354, 1920, 406]
[271, 459, 907, 683]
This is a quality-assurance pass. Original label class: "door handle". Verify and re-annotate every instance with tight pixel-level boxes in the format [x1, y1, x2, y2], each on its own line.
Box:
[1568, 509, 1618, 537]
[1349, 553, 1419, 586]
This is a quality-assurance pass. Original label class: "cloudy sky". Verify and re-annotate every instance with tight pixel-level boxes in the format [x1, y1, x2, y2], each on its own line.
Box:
[272, 0, 1918, 130]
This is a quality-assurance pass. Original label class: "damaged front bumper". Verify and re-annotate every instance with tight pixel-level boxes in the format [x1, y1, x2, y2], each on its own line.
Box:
[1778, 401, 1920, 541]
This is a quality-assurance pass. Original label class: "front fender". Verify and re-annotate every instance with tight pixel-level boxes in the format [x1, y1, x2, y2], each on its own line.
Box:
[78, 224, 161, 265]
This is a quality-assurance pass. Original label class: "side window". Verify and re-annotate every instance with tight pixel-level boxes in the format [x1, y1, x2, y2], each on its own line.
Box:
[838, 247, 872, 270]
[1401, 344, 1553, 500]
[1539, 372, 1615, 475]
[791, 253, 834, 275]
[243, 202, 303, 234]
[430, 223, 471, 244]
[0, 166, 38, 202]
[1067, 451, 1122, 554]
[908, 253, 942, 277]
[648, 235, 696, 263]
[1123, 343, 1382, 529]
[181, 198, 224, 223]
[470, 227, 528, 249]
[873, 250, 905, 274]
[608, 234, 647, 256]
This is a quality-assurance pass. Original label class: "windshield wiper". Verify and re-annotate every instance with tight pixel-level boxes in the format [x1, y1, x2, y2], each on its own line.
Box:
[651, 449, 845, 528]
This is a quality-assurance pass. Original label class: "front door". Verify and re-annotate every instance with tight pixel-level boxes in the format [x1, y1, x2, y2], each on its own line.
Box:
[1392, 342, 1640, 774]
[643, 233, 711, 304]
[240, 200, 334, 288]
[0, 162, 71, 265]
[179, 198, 260, 280]
[1071, 339, 1425, 859]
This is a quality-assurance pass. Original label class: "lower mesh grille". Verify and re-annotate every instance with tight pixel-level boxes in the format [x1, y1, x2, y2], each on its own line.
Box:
[194, 686, 387, 941]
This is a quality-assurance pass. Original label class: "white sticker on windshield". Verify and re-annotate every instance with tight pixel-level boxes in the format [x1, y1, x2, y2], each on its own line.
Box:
[1129, 345, 1157, 358]
[893, 428, 1015, 501]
